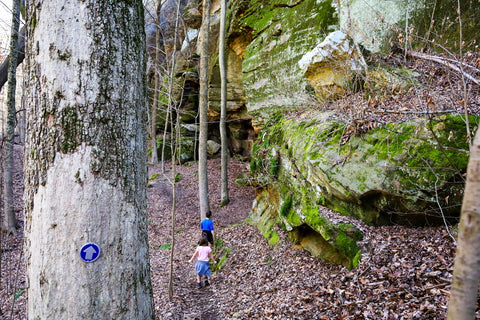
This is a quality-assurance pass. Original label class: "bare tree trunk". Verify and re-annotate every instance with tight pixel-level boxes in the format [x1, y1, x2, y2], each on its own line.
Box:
[168, 111, 178, 300]
[456, 0, 471, 145]
[447, 130, 480, 320]
[2, 0, 21, 235]
[198, 0, 211, 220]
[161, 101, 170, 173]
[219, 0, 229, 207]
[167, 0, 182, 299]
[150, 0, 162, 164]
[167, 98, 178, 300]
[23, 1, 154, 318]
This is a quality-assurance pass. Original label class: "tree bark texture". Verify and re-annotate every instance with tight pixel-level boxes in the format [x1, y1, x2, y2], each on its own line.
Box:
[2, 0, 21, 235]
[23, 1, 154, 319]
[198, 0, 211, 220]
[447, 129, 480, 320]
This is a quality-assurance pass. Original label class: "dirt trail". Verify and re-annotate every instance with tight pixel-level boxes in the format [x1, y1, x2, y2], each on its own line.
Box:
[147, 158, 255, 320]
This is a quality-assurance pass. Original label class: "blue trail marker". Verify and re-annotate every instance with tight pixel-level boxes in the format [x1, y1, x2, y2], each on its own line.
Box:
[79, 242, 101, 262]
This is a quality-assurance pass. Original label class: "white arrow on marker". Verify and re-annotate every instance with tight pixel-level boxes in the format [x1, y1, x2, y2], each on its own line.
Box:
[83, 246, 97, 260]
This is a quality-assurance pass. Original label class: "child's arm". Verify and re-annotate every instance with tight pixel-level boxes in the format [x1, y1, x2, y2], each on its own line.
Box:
[208, 251, 216, 264]
[188, 250, 198, 263]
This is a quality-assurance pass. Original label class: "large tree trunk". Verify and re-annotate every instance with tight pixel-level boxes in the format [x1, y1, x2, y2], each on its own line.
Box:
[219, 0, 229, 207]
[23, 1, 154, 319]
[198, 0, 211, 220]
[2, 0, 21, 235]
[447, 129, 480, 320]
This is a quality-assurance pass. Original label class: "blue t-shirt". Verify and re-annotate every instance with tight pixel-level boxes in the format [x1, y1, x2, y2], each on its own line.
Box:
[200, 218, 214, 231]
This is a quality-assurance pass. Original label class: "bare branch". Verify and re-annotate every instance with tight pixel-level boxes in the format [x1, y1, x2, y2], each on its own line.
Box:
[407, 50, 480, 86]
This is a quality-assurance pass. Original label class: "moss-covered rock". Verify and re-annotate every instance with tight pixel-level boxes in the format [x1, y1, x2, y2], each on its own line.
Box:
[153, 136, 196, 163]
[237, 0, 337, 115]
[247, 112, 476, 267]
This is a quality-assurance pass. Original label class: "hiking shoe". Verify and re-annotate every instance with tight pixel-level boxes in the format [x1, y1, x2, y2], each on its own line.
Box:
[204, 278, 210, 286]
[197, 282, 202, 289]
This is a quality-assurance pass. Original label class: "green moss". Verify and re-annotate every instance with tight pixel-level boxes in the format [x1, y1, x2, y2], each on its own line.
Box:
[59, 107, 80, 153]
[30, 10, 37, 29]
[74, 170, 82, 183]
[279, 196, 293, 217]
[267, 230, 280, 245]
[284, 209, 302, 227]
[211, 238, 231, 272]
[334, 224, 362, 262]
[238, 0, 338, 109]
[250, 111, 477, 268]
[351, 250, 362, 269]
[269, 157, 280, 176]
[57, 49, 71, 61]
[250, 142, 261, 173]
[55, 91, 64, 99]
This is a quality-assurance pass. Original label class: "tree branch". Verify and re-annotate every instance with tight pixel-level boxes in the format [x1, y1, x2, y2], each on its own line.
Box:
[0, 25, 25, 91]
[407, 50, 480, 86]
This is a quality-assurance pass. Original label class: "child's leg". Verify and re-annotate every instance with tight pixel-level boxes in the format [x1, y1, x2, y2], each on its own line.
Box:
[196, 274, 202, 288]
[204, 275, 210, 286]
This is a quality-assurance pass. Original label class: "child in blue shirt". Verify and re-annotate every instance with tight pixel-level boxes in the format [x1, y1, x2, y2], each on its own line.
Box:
[200, 210, 215, 246]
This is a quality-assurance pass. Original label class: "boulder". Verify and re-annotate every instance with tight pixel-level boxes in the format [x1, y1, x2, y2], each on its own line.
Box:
[207, 140, 221, 155]
[298, 31, 360, 102]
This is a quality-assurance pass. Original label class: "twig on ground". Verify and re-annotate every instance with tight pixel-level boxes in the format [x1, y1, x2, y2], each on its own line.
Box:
[407, 51, 480, 86]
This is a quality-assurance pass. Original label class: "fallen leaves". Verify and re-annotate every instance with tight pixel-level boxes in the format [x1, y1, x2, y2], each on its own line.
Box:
[1, 144, 479, 320]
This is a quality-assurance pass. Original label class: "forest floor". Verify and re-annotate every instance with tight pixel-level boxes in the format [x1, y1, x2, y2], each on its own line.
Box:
[1, 149, 477, 319]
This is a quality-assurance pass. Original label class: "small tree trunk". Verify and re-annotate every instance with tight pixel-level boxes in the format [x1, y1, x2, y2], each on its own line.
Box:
[447, 130, 480, 320]
[167, 0, 182, 299]
[150, 0, 162, 164]
[2, 0, 21, 235]
[168, 157, 177, 299]
[219, 0, 229, 207]
[198, 0, 211, 220]
[161, 103, 170, 173]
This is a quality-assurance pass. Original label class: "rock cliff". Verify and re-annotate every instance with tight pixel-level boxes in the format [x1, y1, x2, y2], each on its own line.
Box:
[155, 0, 480, 267]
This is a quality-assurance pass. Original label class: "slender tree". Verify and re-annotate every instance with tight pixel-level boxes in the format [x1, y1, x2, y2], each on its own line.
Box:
[23, 1, 154, 318]
[447, 129, 480, 320]
[150, 0, 162, 164]
[219, 0, 229, 207]
[161, 90, 170, 173]
[167, 109, 178, 300]
[198, 0, 211, 219]
[166, 0, 182, 299]
[2, 0, 21, 235]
